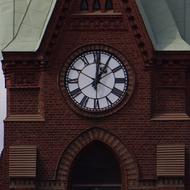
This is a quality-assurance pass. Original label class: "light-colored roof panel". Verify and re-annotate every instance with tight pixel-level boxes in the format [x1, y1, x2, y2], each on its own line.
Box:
[135, 0, 156, 45]
[141, 0, 169, 18]
[14, 0, 31, 34]
[0, 0, 14, 57]
[3, 41, 39, 52]
[185, 1, 190, 42]
[136, 0, 190, 51]
[16, 24, 42, 40]
[15, 0, 31, 14]
[30, 0, 53, 12]
[22, 9, 50, 30]
[3, 0, 57, 53]
[158, 39, 190, 51]
[1, 0, 190, 53]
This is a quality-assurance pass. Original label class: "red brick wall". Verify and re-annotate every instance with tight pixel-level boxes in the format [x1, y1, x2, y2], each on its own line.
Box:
[1, 0, 190, 190]
[9, 88, 40, 114]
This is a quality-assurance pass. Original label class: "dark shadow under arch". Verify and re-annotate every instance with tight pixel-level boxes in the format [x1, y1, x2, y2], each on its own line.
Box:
[56, 128, 139, 189]
[70, 141, 122, 190]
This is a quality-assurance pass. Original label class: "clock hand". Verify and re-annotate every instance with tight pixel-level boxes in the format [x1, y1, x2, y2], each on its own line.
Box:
[92, 52, 100, 90]
[81, 71, 94, 80]
[92, 55, 112, 89]
[97, 55, 112, 82]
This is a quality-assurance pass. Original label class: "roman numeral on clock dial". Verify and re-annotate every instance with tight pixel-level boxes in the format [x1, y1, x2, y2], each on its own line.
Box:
[115, 78, 126, 83]
[94, 99, 100, 109]
[80, 96, 89, 107]
[70, 88, 81, 98]
[112, 65, 122, 73]
[80, 55, 90, 66]
[67, 78, 78, 84]
[111, 87, 123, 97]
[71, 67, 81, 73]
[94, 51, 101, 63]
[106, 97, 112, 106]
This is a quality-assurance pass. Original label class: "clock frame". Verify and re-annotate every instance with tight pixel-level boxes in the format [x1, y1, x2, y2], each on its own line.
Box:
[59, 45, 135, 117]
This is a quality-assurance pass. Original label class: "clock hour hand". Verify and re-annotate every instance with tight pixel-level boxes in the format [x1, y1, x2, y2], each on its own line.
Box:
[98, 55, 112, 79]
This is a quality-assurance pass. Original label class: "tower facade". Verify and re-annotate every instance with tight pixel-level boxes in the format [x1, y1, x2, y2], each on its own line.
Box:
[0, 0, 190, 190]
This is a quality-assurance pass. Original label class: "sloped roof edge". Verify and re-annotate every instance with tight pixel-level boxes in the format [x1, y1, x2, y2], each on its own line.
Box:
[136, 0, 190, 51]
[1, 0, 57, 55]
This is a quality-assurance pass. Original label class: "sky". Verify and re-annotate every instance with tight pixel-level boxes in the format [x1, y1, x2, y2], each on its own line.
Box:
[0, 61, 6, 153]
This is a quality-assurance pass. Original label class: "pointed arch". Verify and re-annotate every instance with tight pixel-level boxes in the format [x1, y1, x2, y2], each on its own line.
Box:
[56, 128, 139, 188]
[70, 141, 122, 188]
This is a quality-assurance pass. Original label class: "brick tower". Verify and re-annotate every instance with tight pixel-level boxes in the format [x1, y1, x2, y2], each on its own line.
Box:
[0, 0, 190, 190]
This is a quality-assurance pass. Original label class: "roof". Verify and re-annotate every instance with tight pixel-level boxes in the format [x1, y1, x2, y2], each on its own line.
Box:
[0, 0, 190, 59]
[136, 0, 190, 51]
[0, 0, 57, 58]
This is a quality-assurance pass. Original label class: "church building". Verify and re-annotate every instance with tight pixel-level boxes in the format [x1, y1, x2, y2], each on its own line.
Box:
[0, 0, 190, 190]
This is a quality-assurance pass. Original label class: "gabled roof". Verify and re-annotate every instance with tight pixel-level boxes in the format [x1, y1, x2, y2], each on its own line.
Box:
[1, 0, 190, 59]
[136, 0, 190, 51]
[0, 0, 57, 58]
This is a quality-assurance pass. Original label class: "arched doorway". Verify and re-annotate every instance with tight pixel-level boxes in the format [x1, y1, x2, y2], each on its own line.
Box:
[70, 141, 122, 190]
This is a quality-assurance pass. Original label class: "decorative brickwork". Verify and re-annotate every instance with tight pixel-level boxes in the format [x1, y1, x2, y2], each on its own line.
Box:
[152, 58, 190, 120]
[1, 0, 190, 190]
[57, 128, 139, 188]
[9, 88, 40, 114]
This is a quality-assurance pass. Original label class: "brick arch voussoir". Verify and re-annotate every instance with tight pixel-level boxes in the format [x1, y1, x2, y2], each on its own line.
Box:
[56, 128, 139, 185]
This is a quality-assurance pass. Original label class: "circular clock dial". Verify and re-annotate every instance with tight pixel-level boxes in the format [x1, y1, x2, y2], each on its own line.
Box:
[64, 50, 128, 112]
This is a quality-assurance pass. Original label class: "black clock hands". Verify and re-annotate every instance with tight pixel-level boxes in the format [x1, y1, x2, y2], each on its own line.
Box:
[99, 55, 112, 77]
[92, 55, 112, 90]
[92, 52, 101, 90]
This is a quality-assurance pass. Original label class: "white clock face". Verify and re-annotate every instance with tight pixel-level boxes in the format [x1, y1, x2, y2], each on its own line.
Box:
[64, 50, 128, 112]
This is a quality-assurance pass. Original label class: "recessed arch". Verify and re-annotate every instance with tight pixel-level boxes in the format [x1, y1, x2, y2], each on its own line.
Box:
[56, 128, 139, 189]
[70, 141, 122, 190]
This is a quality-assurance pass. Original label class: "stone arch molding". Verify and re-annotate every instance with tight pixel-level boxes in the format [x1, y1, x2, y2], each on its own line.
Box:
[56, 128, 139, 187]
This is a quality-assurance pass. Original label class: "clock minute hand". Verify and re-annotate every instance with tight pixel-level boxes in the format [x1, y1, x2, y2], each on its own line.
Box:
[95, 56, 100, 89]
[92, 52, 100, 90]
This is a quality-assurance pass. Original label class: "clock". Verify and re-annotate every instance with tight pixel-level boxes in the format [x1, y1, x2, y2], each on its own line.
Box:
[59, 46, 134, 117]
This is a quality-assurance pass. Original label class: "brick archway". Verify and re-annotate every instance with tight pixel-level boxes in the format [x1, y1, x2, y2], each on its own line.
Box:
[56, 128, 139, 188]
